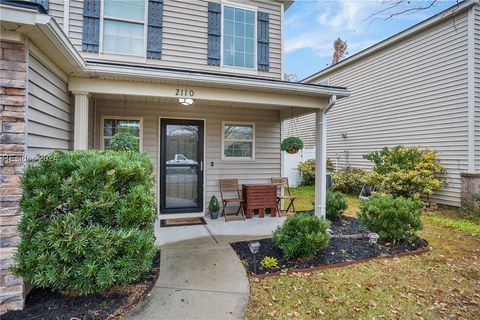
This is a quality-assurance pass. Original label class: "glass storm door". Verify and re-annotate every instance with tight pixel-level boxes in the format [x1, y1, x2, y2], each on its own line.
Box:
[160, 119, 204, 214]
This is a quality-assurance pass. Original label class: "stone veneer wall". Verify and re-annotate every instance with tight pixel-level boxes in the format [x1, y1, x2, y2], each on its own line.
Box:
[0, 40, 27, 313]
[460, 173, 480, 211]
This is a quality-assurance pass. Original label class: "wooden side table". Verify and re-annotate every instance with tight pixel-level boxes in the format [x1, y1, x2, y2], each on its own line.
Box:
[242, 184, 277, 218]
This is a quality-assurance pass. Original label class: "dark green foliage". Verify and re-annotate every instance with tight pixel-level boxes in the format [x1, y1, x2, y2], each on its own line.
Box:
[209, 195, 219, 213]
[358, 195, 423, 242]
[13, 150, 157, 295]
[332, 167, 368, 194]
[281, 137, 304, 153]
[273, 213, 330, 259]
[326, 191, 348, 220]
[110, 132, 139, 152]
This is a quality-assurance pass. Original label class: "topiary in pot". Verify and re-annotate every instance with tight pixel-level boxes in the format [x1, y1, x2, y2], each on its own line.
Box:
[209, 195, 220, 219]
[13, 150, 157, 295]
[281, 137, 304, 154]
[110, 132, 140, 152]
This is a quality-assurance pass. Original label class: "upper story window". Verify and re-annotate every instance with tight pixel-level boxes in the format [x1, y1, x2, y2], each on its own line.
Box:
[222, 6, 256, 70]
[102, 0, 146, 56]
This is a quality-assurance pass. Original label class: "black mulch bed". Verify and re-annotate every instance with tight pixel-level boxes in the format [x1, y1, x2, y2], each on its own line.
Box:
[2, 251, 161, 320]
[231, 216, 429, 275]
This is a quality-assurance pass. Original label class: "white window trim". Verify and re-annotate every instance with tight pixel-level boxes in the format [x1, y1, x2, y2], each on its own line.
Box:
[221, 121, 255, 160]
[99, 0, 148, 58]
[100, 115, 144, 151]
[220, 2, 258, 72]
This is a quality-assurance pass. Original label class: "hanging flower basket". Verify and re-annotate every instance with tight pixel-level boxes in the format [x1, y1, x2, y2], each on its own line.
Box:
[281, 137, 304, 154]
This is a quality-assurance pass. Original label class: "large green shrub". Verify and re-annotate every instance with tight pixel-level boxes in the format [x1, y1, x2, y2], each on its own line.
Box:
[332, 167, 368, 194]
[358, 195, 422, 241]
[326, 191, 348, 220]
[364, 146, 444, 202]
[13, 150, 157, 294]
[297, 158, 334, 186]
[110, 132, 139, 152]
[273, 213, 330, 259]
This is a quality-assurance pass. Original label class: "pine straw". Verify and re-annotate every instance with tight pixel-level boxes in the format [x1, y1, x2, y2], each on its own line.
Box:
[246, 204, 480, 319]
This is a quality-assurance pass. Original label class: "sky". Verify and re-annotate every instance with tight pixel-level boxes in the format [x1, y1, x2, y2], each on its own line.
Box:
[284, 0, 459, 80]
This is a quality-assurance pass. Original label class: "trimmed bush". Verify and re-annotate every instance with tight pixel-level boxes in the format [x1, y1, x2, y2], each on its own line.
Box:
[332, 167, 368, 194]
[326, 191, 348, 220]
[273, 213, 330, 259]
[13, 150, 157, 295]
[364, 146, 444, 202]
[110, 132, 139, 152]
[358, 195, 423, 242]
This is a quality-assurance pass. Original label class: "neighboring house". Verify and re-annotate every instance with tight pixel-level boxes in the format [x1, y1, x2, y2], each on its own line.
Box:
[0, 0, 349, 312]
[286, 0, 480, 208]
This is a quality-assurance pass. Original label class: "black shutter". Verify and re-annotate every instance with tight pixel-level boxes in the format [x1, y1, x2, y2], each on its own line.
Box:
[207, 2, 221, 66]
[35, 0, 49, 12]
[257, 11, 269, 72]
[147, 0, 163, 59]
[82, 0, 100, 53]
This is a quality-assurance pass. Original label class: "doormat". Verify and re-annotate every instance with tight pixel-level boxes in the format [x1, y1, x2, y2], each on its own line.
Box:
[160, 217, 206, 227]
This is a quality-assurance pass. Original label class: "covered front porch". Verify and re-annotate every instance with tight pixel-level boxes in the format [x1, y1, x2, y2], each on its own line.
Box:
[68, 70, 349, 221]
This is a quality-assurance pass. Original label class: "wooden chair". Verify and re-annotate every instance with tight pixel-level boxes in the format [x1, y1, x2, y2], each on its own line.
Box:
[271, 177, 296, 216]
[219, 179, 245, 222]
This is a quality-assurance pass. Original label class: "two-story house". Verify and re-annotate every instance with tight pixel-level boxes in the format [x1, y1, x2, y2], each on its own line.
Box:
[0, 0, 349, 312]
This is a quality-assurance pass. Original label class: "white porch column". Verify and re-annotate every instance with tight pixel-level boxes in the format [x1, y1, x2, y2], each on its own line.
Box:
[315, 109, 327, 218]
[73, 92, 89, 150]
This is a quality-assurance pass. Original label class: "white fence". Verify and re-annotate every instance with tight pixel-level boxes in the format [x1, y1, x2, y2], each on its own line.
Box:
[282, 148, 316, 186]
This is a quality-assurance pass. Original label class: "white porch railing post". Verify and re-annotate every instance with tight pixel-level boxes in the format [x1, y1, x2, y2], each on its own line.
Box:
[315, 109, 327, 218]
[73, 92, 89, 150]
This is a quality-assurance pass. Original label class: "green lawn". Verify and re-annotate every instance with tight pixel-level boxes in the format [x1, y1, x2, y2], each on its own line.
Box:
[290, 186, 359, 215]
[246, 188, 480, 319]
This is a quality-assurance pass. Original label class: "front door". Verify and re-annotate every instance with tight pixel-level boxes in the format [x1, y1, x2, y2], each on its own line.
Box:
[160, 119, 204, 214]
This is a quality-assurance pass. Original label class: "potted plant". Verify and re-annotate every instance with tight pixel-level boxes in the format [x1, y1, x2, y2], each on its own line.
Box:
[209, 195, 220, 219]
[281, 137, 304, 154]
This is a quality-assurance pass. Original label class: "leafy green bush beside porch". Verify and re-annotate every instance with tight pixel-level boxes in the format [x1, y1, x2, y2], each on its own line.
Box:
[13, 150, 157, 295]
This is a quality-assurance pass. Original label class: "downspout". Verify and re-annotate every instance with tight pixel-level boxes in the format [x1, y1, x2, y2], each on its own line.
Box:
[316, 95, 337, 219]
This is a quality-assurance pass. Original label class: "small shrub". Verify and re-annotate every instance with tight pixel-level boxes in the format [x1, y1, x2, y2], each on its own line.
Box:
[364, 146, 444, 202]
[273, 213, 330, 259]
[332, 167, 368, 194]
[326, 191, 348, 220]
[297, 158, 334, 186]
[281, 136, 304, 153]
[110, 132, 139, 152]
[260, 256, 279, 269]
[13, 150, 156, 295]
[208, 195, 220, 213]
[358, 195, 423, 242]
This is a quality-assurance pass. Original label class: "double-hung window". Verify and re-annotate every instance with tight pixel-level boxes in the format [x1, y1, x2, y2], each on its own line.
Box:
[222, 5, 256, 69]
[102, 0, 146, 56]
[222, 122, 255, 159]
[102, 117, 143, 151]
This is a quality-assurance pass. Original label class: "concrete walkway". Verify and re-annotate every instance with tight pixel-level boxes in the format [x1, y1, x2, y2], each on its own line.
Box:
[126, 216, 284, 320]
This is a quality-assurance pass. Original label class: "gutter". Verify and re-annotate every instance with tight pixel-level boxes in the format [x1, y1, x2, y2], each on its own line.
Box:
[1, 1, 350, 99]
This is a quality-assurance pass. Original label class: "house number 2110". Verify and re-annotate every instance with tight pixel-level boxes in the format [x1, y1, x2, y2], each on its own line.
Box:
[175, 89, 195, 97]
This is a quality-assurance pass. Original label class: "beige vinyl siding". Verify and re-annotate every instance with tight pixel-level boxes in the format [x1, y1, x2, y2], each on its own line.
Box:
[68, 0, 282, 79]
[48, 0, 64, 28]
[475, 5, 480, 172]
[298, 10, 470, 207]
[93, 100, 281, 208]
[282, 112, 316, 148]
[27, 54, 73, 156]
